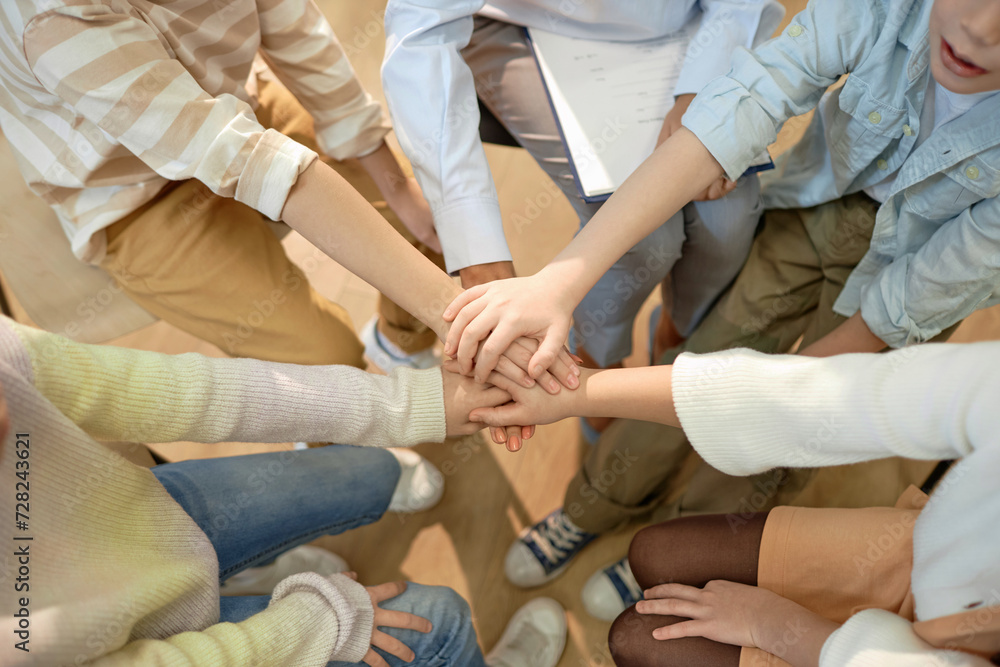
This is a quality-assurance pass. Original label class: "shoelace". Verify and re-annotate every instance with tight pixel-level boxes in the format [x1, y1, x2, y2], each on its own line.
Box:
[527, 511, 592, 566]
[607, 558, 643, 605]
[489, 620, 551, 667]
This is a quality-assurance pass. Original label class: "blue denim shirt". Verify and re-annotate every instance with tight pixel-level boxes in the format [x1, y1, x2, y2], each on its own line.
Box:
[683, 0, 1000, 348]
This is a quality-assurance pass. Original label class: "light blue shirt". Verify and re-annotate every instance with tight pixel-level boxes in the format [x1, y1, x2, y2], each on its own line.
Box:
[382, 0, 785, 273]
[684, 0, 1000, 348]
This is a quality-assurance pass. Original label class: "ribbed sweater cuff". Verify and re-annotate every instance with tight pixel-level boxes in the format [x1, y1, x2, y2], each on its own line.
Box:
[673, 349, 794, 476]
[819, 610, 934, 666]
[270, 572, 375, 663]
[390, 367, 446, 446]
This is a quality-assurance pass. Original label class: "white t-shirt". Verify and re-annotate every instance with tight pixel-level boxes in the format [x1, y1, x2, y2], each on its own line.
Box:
[864, 82, 998, 202]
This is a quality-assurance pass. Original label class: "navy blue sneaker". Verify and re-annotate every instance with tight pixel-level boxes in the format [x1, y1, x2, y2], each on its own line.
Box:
[582, 557, 642, 621]
[505, 509, 597, 587]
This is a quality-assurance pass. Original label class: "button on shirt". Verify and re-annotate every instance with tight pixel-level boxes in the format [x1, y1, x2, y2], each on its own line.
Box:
[382, 0, 785, 273]
[865, 82, 998, 203]
[683, 0, 1000, 348]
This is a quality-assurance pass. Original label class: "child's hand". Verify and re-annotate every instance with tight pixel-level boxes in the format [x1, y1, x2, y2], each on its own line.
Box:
[465, 367, 591, 432]
[636, 580, 839, 661]
[362, 581, 432, 667]
[441, 367, 511, 437]
[443, 275, 578, 382]
[385, 176, 442, 254]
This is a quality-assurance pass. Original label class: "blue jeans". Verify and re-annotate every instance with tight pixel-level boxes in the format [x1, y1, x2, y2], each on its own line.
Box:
[153, 445, 486, 667]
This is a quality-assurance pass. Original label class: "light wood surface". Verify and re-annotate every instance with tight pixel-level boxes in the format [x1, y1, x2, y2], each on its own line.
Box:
[3, 0, 1000, 664]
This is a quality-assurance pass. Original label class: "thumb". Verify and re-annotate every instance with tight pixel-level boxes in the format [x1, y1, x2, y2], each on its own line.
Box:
[470, 404, 528, 428]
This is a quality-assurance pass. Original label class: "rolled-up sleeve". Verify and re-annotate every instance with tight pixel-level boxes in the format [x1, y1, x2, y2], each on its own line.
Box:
[258, 0, 391, 160]
[382, 0, 513, 274]
[859, 198, 1000, 348]
[24, 7, 316, 222]
[673, 0, 785, 96]
[681, 0, 879, 180]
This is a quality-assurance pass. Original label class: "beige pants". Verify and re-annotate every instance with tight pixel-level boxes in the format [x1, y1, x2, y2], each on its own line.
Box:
[100, 77, 444, 367]
[740, 488, 925, 667]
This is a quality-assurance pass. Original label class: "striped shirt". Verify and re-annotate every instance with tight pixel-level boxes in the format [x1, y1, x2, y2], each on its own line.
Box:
[0, 0, 391, 263]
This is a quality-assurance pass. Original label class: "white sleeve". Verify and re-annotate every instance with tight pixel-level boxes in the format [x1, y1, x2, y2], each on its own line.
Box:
[820, 610, 994, 667]
[381, 0, 514, 274]
[671, 343, 1000, 475]
[674, 0, 785, 96]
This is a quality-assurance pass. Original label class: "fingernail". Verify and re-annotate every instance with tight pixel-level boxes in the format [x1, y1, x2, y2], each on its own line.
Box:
[549, 380, 560, 393]
[572, 365, 582, 376]
[523, 377, 535, 387]
[497, 430, 506, 443]
[566, 374, 579, 388]
[509, 437, 519, 450]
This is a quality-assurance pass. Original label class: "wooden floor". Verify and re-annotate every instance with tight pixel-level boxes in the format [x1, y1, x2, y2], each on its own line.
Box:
[3, 0, 1000, 664]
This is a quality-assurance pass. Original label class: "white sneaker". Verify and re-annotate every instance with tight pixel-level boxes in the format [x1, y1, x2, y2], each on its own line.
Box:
[485, 598, 567, 667]
[581, 557, 643, 621]
[387, 448, 445, 513]
[220, 545, 349, 596]
[361, 316, 440, 372]
[505, 509, 597, 588]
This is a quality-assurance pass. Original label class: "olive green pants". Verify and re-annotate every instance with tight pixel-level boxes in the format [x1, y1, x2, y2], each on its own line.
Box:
[565, 193, 957, 533]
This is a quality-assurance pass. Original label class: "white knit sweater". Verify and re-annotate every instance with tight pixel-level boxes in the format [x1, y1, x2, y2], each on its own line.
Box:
[673, 343, 1000, 667]
[0, 316, 445, 666]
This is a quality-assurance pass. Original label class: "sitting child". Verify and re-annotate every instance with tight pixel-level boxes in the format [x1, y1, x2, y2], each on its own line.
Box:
[0, 315, 567, 667]
[467, 341, 1000, 666]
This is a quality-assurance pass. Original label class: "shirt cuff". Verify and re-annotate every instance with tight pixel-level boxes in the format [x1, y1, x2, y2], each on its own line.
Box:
[682, 77, 778, 182]
[858, 258, 941, 349]
[433, 197, 513, 275]
[235, 129, 318, 221]
[270, 572, 375, 663]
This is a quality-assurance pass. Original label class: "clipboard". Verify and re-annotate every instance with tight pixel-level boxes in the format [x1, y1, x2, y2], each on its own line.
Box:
[525, 25, 774, 203]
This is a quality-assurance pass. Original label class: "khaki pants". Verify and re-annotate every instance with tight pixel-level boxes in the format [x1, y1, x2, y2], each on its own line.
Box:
[564, 193, 959, 534]
[100, 77, 444, 367]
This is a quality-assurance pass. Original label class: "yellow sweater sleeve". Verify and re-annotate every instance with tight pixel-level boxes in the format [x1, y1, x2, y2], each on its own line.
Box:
[88, 576, 375, 666]
[10, 320, 444, 446]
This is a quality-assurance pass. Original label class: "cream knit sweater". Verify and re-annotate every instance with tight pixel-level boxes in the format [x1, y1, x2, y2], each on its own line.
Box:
[0, 316, 445, 666]
[673, 343, 1000, 667]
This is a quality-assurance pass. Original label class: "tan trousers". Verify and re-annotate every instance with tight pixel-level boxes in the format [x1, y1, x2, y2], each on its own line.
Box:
[100, 77, 444, 367]
[564, 193, 959, 534]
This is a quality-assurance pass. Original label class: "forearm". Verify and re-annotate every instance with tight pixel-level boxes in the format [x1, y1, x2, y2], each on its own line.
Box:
[798, 311, 886, 357]
[754, 599, 839, 667]
[282, 160, 459, 339]
[572, 366, 680, 427]
[540, 128, 723, 305]
[357, 141, 407, 202]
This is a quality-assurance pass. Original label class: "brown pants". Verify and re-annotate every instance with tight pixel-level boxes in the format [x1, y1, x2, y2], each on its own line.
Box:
[564, 193, 958, 533]
[100, 76, 444, 367]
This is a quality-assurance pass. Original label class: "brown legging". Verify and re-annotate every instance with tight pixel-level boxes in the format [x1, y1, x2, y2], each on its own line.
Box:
[609, 512, 769, 667]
